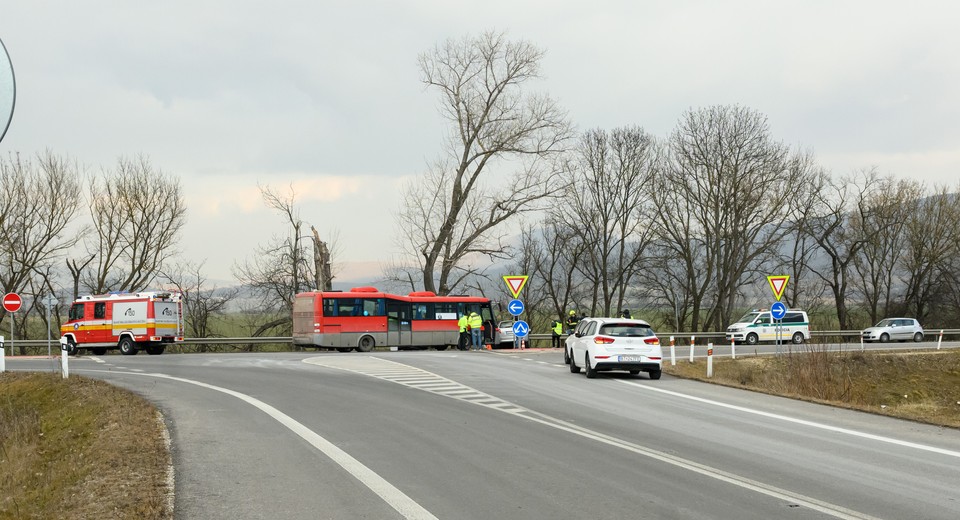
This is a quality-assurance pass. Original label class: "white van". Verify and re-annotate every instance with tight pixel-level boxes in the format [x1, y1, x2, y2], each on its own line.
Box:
[725, 309, 811, 345]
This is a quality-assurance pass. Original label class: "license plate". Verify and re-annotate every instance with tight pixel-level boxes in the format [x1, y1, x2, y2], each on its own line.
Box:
[619, 355, 643, 362]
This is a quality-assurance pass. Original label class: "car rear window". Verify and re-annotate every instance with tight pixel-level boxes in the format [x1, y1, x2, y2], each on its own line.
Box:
[599, 323, 655, 337]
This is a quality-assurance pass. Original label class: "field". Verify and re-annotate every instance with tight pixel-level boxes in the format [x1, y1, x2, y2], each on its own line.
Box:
[663, 347, 960, 428]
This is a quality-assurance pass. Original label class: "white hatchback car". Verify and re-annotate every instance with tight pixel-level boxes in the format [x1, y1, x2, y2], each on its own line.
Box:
[861, 318, 924, 343]
[565, 317, 662, 379]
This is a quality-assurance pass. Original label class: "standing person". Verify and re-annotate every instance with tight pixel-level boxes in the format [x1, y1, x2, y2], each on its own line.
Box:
[619, 309, 632, 319]
[551, 318, 563, 348]
[457, 313, 469, 351]
[565, 310, 580, 334]
[469, 311, 483, 350]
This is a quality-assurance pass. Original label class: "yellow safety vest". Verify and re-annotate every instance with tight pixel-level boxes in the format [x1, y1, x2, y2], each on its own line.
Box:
[552, 321, 563, 335]
[469, 314, 482, 329]
[458, 316, 467, 333]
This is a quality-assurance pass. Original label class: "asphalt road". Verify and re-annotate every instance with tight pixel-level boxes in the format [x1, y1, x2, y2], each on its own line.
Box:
[8, 349, 960, 519]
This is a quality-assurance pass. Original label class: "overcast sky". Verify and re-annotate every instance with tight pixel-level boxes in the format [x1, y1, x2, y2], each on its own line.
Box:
[1, 1, 958, 285]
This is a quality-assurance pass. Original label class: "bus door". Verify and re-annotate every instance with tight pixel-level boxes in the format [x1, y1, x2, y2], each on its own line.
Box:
[387, 301, 412, 347]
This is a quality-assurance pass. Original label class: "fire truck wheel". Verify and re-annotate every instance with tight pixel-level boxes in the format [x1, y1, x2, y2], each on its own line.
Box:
[118, 337, 138, 356]
[91, 348, 107, 356]
[357, 335, 375, 353]
[66, 338, 79, 356]
[146, 345, 166, 355]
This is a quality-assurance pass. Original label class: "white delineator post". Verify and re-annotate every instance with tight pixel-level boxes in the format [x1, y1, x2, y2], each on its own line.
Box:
[860, 334, 865, 352]
[59, 337, 69, 379]
[706, 344, 714, 378]
[669, 336, 676, 366]
[730, 337, 736, 360]
[938, 329, 944, 350]
[0, 335, 5, 373]
[689, 336, 695, 363]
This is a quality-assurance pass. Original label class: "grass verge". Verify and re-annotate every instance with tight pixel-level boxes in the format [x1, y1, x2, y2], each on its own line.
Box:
[663, 347, 960, 428]
[0, 372, 171, 520]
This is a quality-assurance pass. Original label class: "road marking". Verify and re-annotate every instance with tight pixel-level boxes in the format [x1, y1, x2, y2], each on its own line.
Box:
[83, 369, 437, 520]
[617, 379, 960, 459]
[306, 356, 879, 519]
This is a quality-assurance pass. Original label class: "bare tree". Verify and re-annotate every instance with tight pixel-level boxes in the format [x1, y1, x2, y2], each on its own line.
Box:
[234, 185, 335, 336]
[0, 151, 83, 330]
[83, 155, 185, 294]
[403, 31, 573, 295]
[650, 105, 811, 331]
[852, 175, 923, 323]
[160, 260, 239, 342]
[899, 184, 960, 321]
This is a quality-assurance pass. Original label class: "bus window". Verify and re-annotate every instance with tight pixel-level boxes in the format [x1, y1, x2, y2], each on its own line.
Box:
[435, 302, 457, 319]
[413, 303, 428, 320]
[323, 298, 336, 317]
[362, 298, 384, 316]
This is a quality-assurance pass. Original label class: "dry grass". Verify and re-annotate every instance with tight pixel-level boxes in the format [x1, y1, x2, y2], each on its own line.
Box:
[664, 347, 960, 428]
[0, 373, 171, 520]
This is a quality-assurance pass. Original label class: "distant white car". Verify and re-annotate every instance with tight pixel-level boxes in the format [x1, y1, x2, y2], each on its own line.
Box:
[565, 317, 662, 379]
[495, 320, 516, 347]
[861, 318, 924, 343]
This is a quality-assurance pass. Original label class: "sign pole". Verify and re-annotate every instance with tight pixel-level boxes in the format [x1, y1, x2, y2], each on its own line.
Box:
[0, 335, 5, 373]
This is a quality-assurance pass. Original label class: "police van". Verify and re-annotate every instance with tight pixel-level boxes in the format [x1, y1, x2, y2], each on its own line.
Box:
[725, 309, 811, 345]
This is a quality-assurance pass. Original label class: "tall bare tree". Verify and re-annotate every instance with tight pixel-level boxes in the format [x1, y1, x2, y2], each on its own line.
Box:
[650, 105, 811, 331]
[0, 151, 83, 329]
[899, 183, 960, 321]
[557, 127, 657, 317]
[160, 260, 239, 343]
[83, 155, 185, 295]
[402, 31, 573, 295]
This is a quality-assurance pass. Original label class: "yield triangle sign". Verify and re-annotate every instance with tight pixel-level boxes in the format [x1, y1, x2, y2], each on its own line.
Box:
[767, 275, 790, 301]
[502, 275, 529, 299]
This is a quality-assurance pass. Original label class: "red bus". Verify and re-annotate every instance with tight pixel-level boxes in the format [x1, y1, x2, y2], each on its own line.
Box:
[292, 287, 496, 352]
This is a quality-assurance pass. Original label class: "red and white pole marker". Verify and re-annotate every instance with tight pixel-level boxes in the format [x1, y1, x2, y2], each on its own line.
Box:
[938, 329, 944, 350]
[669, 336, 676, 366]
[689, 336, 696, 363]
[707, 344, 714, 378]
[59, 337, 69, 379]
[0, 335, 5, 373]
[730, 337, 736, 359]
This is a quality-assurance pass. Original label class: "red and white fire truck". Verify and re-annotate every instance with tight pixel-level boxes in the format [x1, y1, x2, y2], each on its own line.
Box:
[60, 291, 185, 356]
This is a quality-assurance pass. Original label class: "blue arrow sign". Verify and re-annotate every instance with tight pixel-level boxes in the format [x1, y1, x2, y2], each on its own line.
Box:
[771, 301, 787, 320]
[507, 299, 525, 316]
[512, 320, 529, 338]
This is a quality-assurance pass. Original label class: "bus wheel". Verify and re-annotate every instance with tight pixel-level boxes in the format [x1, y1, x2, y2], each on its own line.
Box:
[119, 337, 138, 356]
[357, 336, 375, 353]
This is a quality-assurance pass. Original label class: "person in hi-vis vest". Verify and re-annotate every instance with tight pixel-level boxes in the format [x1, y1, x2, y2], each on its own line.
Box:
[551, 318, 563, 348]
[468, 312, 483, 350]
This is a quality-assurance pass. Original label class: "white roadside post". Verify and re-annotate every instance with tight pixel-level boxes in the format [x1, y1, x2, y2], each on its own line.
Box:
[938, 329, 944, 350]
[860, 333, 865, 352]
[689, 336, 695, 363]
[669, 336, 676, 366]
[0, 335, 5, 373]
[59, 336, 69, 379]
[706, 344, 714, 378]
[730, 337, 736, 359]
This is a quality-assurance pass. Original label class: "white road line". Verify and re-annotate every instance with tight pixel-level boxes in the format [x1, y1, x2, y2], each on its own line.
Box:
[83, 369, 437, 520]
[306, 356, 879, 519]
[617, 379, 960, 459]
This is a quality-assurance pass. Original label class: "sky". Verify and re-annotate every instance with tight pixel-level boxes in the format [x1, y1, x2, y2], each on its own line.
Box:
[1, 1, 958, 286]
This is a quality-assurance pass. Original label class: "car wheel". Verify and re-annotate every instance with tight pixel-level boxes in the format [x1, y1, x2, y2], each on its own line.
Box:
[585, 353, 597, 379]
[118, 337, 137, 356]
[648, 369, 662, 380]
[914, 332, 923, 342]
[629, 370, 640, 375]
[791, 332, 804, 345]
[880, 333, 889, 343]
[746, 333, 758, 346]
[569, 351, 581, 374]
[357, 336, 375, 352]
[563, 348, 570, 365]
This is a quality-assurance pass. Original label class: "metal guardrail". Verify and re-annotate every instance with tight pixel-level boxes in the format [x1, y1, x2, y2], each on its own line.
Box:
[6, 329, 960, 349]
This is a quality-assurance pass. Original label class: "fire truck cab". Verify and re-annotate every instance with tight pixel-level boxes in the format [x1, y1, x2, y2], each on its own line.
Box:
[60, 291, 185, 356]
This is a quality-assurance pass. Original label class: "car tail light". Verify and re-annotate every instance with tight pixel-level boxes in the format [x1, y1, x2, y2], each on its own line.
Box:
[595, 355, 611, 359]
[644, 337, 660, 345]
[593, 336, 615, 344]
[649, 357, 662, 361]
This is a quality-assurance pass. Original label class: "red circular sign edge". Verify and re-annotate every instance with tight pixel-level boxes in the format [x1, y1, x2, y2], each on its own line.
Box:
[3, 292, 22, 312]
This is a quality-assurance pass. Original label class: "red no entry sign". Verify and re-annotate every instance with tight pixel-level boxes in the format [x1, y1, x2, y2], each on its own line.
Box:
[3, 292, 22, 312]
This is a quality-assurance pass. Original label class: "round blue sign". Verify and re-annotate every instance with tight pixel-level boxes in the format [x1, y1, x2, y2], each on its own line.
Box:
[507, 299, 525, 316]
[771, 301, 787, 320]
[512, 320, 529, 338]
